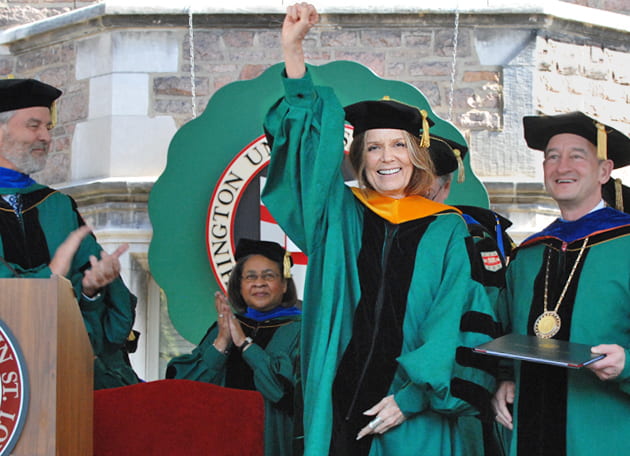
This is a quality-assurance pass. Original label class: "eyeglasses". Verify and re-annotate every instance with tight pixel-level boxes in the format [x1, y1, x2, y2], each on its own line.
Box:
[241, 272, 281, 283]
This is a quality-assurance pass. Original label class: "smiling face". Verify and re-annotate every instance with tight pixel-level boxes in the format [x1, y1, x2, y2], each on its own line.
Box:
[0, 107, 52, 175]
[543, 133, 612, 220]
[362, 128, 414, 199]
[239, 254, 287, 312]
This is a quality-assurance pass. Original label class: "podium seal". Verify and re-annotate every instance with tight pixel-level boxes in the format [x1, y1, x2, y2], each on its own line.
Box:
[0, 320, 29, 456]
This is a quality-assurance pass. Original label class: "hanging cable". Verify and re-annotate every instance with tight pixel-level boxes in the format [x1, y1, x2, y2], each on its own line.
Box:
[447, 4, 460, 122]
[188, 6, 198, 119]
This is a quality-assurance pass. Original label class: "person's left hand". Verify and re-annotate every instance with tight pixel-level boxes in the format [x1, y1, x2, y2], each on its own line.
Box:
[356, 395, 406, 440]
[82, 243, 129, 297]
[588, 344, 626, 381]
[228, 309, 247, 348]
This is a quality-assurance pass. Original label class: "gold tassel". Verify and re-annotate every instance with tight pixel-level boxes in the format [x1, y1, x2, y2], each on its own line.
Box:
[454, 149, 466, 183]
[50, 100, 58, 128]
[420, 110, 430, 148]
[615, 178, 623, 211]
[596, 121, 607, 160]
[283, 251, 292, 279]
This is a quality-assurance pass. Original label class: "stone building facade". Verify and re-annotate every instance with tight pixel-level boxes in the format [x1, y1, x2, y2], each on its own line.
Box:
[0, 1, 628, 379]
[2, 0, 629, 29]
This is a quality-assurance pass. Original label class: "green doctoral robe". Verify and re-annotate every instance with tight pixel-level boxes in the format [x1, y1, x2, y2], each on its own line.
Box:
[262, 71, 499, 456]
[0, 182, 139, 389]
[457, 206, 514, 456]
[497, 207, 630, 456]
[166, 314, 301, 456]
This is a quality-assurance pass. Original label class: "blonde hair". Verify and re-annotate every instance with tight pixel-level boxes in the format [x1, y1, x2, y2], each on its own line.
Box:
[348, 129, 435, 197]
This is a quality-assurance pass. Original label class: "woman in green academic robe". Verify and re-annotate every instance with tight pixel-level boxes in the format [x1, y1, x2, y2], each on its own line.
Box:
[166, 238, 302, 456]
[259, 4, 499, 455]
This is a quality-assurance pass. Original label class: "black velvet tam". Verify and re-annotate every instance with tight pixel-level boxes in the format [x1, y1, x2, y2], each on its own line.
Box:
[344, 99, 434, 138]
[235, 238, 293, 266]
[0, 79, 62, 113]
[428, 134, 469, 177]
[523, 111, 630, 168]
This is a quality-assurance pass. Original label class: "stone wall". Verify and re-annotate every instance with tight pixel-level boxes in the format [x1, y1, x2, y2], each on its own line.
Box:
[0, 11, 512, 186]
[0, 2, 94, 28]
[2, 0, 629, 30]
[535, 37, 630, 128]
[565, 0, 630, 15]
[1, 5, 628, 229]
[160, 18, 505, 131]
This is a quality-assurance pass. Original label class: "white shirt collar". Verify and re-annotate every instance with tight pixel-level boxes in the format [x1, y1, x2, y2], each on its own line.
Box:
[590, 199, 606, 213]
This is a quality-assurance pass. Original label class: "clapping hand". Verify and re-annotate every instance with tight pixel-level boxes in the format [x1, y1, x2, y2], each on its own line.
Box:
[82, 243, 129, 298]
[212, 291, 248, 351]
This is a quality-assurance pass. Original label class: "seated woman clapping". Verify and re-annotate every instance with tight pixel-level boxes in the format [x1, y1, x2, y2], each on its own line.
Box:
[166, 238, 301, 456]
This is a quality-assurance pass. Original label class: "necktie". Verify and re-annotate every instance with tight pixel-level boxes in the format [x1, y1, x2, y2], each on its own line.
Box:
[4, 194, 23, 227]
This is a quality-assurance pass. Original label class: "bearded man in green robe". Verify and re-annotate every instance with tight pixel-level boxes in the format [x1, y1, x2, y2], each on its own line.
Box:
[0, 78, 139, 389]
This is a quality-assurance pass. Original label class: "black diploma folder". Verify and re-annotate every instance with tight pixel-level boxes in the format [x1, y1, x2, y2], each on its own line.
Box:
[473, 333, 605, 368]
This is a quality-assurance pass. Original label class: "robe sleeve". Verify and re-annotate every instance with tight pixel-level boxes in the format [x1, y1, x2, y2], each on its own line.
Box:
[395, 215, 498, 417]
[166, 321, 300, 405]
[66, 229, 137, 357]
[261, 69, 364, 455]
[261, 70, 349, 254]
[493, 261, 517, 383]
[165, 323, 228, 384]
[77, 276, 137, 355]
[70, 234, 138, 388]
[496, 264, 514, 335]
[615, 268, 630, 395]
[616, 349, 630, 395]
[62, 196, 138, 386]
[242, 321, 301, 404]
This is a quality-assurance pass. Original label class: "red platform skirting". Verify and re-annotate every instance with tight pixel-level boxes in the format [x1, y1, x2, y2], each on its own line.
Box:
[94, 379, 265, 456]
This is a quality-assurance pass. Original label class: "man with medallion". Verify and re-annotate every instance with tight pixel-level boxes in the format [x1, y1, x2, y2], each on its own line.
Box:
[491, 111, 630, 456]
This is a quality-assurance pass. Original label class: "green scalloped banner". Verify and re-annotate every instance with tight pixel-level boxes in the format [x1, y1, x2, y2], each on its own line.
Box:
[148, 61, 489, 343]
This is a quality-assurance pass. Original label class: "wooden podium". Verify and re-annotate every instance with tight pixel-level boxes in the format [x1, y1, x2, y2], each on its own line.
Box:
[0, 277, 93, 455]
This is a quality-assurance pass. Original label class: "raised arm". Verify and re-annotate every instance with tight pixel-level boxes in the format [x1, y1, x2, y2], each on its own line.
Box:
[263, 3, 349, 254]
[282, 3, 319, 78]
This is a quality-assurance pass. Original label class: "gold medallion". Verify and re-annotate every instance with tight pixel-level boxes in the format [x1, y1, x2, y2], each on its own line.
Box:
[534, 311, 561, 339]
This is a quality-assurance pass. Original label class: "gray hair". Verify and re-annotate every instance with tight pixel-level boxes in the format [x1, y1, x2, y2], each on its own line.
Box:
[436, 172, 453, 187]
[0, 110, 16, 126]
